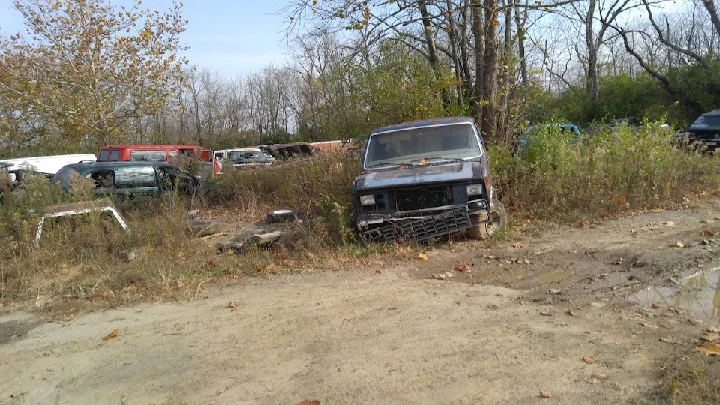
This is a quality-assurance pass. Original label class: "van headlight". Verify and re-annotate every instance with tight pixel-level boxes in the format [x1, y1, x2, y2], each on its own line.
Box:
[360, 194, 376, 205]
[466, 184, 484, 196]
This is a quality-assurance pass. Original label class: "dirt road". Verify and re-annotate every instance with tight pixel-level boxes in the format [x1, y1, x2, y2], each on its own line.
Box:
[3, 202, 720, 404]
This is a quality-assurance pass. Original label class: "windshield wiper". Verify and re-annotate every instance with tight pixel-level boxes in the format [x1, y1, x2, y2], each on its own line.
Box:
[367, 162, 399, 168]
[410, 157, 464, 163]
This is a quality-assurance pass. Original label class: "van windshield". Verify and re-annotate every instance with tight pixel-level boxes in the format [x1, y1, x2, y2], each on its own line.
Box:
[364, 123, 482, 169]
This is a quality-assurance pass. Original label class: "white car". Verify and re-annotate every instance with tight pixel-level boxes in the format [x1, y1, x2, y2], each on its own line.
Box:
[213, 148, 275, 168]
[0, 153, 97, 184]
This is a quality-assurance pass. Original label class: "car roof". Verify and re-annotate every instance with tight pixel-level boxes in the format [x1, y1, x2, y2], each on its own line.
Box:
[62, 161, 175, 170]
[101, 144, 201, 150]
[370, 117, 476, 135]
[689, 110, 720, 129]
[218, 147, 262, 153]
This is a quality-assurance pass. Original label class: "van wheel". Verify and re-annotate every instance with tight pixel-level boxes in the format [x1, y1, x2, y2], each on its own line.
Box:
[468, 201, 507, 240]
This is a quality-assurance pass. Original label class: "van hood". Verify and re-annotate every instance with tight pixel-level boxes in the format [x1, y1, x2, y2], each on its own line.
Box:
[354, 161, 484, 191]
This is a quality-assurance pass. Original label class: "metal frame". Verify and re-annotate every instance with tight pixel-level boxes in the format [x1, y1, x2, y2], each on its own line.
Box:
[35, 200, 129, 245]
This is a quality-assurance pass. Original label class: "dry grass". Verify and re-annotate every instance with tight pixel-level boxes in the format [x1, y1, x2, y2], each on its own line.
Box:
[663, 358, 720, 405]
[491, 122, 720, 222]
[1, 125, 719, 311]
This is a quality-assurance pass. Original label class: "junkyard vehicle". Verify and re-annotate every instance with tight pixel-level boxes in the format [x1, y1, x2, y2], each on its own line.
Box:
[97, 144, 220, 178]
[97, 144, 212, 162]
[353, 117, 506, 243]
[214, 147, 275, 168]
[679, 110, 720, 152]
[0, 153, 97, 182]
[515, 123, 581, 156]
[262, 142, 317, 161]
[52, 161, 202, 199]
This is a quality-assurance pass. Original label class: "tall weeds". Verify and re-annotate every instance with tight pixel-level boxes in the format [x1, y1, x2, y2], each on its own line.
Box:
[1, 125, 717, 306]
[490, 121, 718, 221]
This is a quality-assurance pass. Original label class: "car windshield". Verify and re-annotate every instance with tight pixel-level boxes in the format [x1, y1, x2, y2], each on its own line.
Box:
[364, 123, 482, 168]
[228, 150, 263, 161]
[690, 114, 720, 128]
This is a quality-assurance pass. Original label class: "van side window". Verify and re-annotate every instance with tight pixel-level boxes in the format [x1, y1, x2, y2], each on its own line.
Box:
[98, 150, 110, 161]
[108, 150, 120, 161]
[114, 166, 157, 188]
[130, 150, 166, 162]
[88, 170, 115, 188]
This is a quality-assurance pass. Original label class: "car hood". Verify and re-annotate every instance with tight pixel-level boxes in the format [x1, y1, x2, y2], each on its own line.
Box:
[355, 161, 484, 191]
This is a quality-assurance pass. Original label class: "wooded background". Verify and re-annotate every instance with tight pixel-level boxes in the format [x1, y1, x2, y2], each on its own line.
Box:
[1, 0, 719, 154]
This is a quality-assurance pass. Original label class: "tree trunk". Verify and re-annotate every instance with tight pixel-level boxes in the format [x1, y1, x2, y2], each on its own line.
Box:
[514, 0, 528, 85]
[585, 0, 599, 101]
[480, 0, 498, 140]
[499, 0, 512, 142]
[445, 0, 464, 104]
[459, 0, 474, 100]
[472, 0, 485, 117]
[419, 0, 450, 107]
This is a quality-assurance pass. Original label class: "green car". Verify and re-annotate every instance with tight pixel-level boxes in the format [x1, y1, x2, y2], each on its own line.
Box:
[52, 161, 202, 199]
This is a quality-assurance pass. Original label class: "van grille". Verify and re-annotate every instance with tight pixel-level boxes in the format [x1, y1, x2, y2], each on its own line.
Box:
[396, 187, 451, 211]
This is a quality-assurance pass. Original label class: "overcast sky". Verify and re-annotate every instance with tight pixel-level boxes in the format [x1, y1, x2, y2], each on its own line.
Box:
[0, 0, 291, 77]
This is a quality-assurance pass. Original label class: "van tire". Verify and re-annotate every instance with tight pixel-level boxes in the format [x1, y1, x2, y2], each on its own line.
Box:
[468, 200, 507, 240]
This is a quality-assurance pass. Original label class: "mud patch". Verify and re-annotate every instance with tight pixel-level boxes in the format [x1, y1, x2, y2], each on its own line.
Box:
[0, 319, 42, 344]
[629, 268, 720, 325]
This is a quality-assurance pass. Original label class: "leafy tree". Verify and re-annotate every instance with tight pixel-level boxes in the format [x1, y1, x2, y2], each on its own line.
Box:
[0, 0, 188, 150]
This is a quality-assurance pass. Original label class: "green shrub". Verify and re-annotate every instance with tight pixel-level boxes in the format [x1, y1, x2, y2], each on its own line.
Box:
[490, 121, 718, 221]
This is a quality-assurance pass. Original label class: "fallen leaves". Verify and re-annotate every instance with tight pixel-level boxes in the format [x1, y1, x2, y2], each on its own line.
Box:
[696, 342, 720, 356]
[701, 229, 715, 237]
[417, 253, 429, 261]
[512, 242, 524, 249]
[671, 241, 684, 248]
[432, 271, 454, 280]
[539, 391, 552, 398]
[122, 282, 138, 294]
[296, 401, 320, 405]
[588, 372, 608, 384]
[566, 309, 578, 317]
[454, 263, 469, 272]
[228, 301, 239, 309]
[583, 356, 597, 364]
[651, 303, 661, 309]
[102, 328, 119, 341]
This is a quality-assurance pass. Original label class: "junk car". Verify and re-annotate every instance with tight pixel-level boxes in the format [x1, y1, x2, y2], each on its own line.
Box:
[353, 117, 506, 243]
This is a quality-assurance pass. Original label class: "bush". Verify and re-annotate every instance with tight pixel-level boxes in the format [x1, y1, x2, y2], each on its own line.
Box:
[207, 152, 361, 244]
[490, 121, 718, 221]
